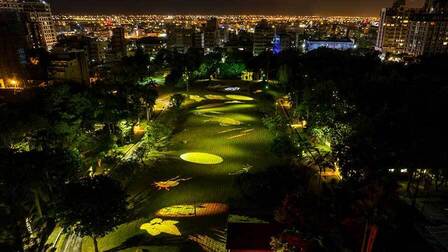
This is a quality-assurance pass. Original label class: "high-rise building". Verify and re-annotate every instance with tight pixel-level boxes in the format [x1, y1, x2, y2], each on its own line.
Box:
[224, 30, 253, 53]
[111, 27, 127, 59]
[204, 17, 220, 53]
[55, 35, 106, 64]
[406, 1, 448, 56]
[48, 49, 89, 85]
[376, 5, 414, 54]
[193, 31, 205, 50]
[0, 11, 30, 87]
[424, 0, 448, 13]
[0, 0, 57, 50]
[274, 25, 297, 53]
[136, 36, 167, 57]
[218, 28, 229, 46]
[167, 27, 194, 53]
[253, 19, 275, 56]
[89, 39, 107, 63]
[377, 0, 448, 56]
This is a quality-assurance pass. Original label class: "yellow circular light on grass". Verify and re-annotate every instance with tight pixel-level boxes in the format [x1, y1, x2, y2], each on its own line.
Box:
[180, 152, 224, 165]
[225, 95, 254, 101]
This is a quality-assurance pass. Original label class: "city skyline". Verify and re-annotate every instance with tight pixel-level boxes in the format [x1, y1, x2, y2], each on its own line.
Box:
[50, 0, 425, 16]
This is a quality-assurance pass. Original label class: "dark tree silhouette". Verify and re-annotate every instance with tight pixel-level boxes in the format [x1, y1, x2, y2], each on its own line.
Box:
[56, 175, 128, 252]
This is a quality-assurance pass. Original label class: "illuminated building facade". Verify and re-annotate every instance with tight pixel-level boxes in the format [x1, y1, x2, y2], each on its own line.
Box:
[272, 35, 281, 54]
[304, 38, 356, 52]
[407, 14, 448, 55]
[376, 5, 413, 54]
[276, 32, 296, 52]
[0, 0, 57, 50]
[377, 0, 448, 56]
[406, 0, 448, 56]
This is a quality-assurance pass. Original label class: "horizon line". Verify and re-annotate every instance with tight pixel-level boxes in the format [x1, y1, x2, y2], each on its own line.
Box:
[53, 12, 379, 18]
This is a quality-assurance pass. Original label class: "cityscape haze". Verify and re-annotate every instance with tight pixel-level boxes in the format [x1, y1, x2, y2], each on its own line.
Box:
[49, 0, 426, 16]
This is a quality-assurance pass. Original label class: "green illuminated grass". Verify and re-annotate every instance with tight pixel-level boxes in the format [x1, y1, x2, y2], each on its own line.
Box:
[79, 87, 285, 251]
[225, 95, 255, 101]
[203, 116, 242, 126]
[196, 103, 256, 113]
[204, 94, 227, 100]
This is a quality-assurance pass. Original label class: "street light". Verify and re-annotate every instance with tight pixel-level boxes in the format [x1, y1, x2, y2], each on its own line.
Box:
[9, 78, 18, 87]
[8, 78, 19, 94]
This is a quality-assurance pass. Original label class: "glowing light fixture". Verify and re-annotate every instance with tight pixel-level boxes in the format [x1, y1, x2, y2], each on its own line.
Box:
[133, 125, 145, 135]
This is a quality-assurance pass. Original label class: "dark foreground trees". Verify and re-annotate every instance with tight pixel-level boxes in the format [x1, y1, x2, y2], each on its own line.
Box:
[0, 149, 81, 251]
[0, 48, 157, 250]
[258, 49, 448, 251]
[56, 175, 128, 252]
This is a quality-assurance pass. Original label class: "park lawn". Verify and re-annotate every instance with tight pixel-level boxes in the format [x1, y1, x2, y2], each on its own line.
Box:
[45, 226, 62, 247]
[45, 226, 67, 252]
[81, 87, 284, 251]
[81, 215, 224, 251]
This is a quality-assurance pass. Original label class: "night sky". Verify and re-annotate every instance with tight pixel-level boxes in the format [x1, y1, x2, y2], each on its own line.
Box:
[50, 0, 425, 16]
